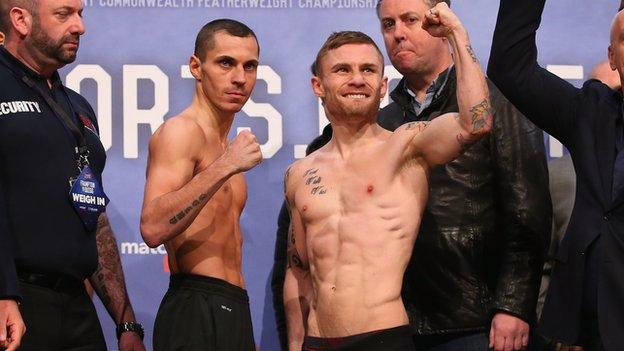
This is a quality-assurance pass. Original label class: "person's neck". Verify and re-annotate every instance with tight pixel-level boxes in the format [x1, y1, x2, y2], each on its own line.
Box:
[327, 115, 382, 159]
[191, 90, 235, 142]
[404, 61, 452, 102]
[5, 41, 58, 80]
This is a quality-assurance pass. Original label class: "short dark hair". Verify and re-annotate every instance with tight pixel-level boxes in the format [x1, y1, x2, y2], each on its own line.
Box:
[375, 0, 451, 18]
[0, 0, 36, 36]
[619, 0, 623, 12]
[194, 19, 258, 60]
[311, 31, 384, 76]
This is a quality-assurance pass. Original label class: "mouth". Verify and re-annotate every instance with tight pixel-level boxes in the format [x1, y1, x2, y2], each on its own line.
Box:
[342, 93, 370, 99]
[63, 41, 79, 49]
[226, 91, 247, 98]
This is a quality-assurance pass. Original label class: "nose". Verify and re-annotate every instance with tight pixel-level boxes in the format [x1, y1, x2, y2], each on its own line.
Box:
[71, 14, 86, 36]
[393, 22, 406, 42]
[232, 65, 247, 86]
[349, 71, 366, 87]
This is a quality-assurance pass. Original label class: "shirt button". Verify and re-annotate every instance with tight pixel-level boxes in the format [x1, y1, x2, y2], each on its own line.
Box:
[579, 251, 586, 256]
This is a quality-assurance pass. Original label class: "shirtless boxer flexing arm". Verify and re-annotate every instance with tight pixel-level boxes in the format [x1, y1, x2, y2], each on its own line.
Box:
[284, 4, 492, 351]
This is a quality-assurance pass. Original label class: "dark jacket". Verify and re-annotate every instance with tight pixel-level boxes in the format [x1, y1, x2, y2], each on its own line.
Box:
[378, 67, 551, 335]
[488, 0, 624, 349]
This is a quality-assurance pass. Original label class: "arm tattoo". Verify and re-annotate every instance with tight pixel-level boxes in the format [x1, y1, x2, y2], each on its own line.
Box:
[93, 214, 133, 324]
[469, 98, 493, 132]
[169, 192, 209, 225]
[466, 45, 478, 63]
[287, 223, 305, 270]
[455, 99, 493, 151]
[303, 168, 327, 195]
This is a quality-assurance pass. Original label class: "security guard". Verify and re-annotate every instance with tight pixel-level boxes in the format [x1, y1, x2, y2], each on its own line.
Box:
[0, 0, 145, 350]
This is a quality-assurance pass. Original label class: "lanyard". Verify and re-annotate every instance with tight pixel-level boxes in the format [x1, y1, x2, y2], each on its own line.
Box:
[0, 54, 89, 164]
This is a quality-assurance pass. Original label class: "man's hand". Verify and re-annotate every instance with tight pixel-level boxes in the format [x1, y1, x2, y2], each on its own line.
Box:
[0, 300, 25, 351]
[118, 331, 146, 351]
[422, 2, 463, 38]
[489, 312, 529, 351]
[221, 130, 263, 173]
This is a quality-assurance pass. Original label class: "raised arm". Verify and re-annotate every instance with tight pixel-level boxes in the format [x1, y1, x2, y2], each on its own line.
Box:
[487, 0, 579, 144]
[402, 3, 492, 168]
[140, 118, 261, 247]
[283, 166, 312, 351]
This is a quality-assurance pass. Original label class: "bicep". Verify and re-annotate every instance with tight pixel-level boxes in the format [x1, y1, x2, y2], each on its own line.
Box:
[408, 113, 467, 167]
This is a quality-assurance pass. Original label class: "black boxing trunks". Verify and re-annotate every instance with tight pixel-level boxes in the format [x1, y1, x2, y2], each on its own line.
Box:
[302, 325, 415, 351]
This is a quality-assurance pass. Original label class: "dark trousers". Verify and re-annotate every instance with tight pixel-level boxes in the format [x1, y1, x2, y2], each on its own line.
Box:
[413, 332, 489, 351]
[18, 280, 106, 351]
[153, 273, 256, 351]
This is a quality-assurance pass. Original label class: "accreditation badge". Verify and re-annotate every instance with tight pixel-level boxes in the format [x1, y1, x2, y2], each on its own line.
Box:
[69, 166, 109, 232]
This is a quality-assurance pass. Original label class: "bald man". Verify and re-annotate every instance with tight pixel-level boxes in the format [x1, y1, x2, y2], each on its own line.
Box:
[489, 1, 624, 350]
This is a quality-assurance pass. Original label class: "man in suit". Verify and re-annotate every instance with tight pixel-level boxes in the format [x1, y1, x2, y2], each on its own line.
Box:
[489, 1, 624, 350]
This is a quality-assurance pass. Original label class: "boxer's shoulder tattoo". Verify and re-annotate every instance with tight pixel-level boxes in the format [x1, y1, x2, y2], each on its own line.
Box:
[169, 192, 208, 225]
[284, 166, 292, 195]
[405, 121, 428, 132]
[466, 45, 478, 63]
[303, 168, 327, 195]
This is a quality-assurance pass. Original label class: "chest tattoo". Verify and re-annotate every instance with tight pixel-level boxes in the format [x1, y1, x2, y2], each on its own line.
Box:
[303, 168, 327, 195]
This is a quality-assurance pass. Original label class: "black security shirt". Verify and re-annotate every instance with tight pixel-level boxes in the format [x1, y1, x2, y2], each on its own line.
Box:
[0, 47, 107, 299]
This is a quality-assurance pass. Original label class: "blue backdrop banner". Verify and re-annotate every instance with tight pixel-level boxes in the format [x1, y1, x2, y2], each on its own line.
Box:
[57, 1, 614, 349]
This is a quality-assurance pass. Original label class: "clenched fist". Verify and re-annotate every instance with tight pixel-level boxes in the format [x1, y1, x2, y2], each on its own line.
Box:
[422, 2, 463, 38]
[0, 300, 25, 351]
[222, 130, 263, 173]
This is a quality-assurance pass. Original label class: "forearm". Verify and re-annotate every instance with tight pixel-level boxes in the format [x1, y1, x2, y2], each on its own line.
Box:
[140, 156, 236, 247]
[90, 213, 137, 324]
[284, 268, 308, 351]
[447, 27, 492, 139]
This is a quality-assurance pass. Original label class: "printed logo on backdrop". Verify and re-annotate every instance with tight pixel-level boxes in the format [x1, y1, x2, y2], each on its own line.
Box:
[121, 242, 170, 272]
[86, 0, 375, 9]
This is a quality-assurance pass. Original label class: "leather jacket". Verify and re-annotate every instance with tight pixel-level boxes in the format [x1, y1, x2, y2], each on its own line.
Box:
[378, 67, 552, 335]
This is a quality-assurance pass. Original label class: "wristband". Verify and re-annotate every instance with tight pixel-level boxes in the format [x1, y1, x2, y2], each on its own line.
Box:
[116, 321, 144, 341]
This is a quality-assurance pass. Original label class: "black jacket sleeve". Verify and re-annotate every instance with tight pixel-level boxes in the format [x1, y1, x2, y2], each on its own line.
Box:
[488, 82, 552, 323]
[487, 0, 580, 147]
[0, 171, 19, 301]
[271, 201, 290, 351]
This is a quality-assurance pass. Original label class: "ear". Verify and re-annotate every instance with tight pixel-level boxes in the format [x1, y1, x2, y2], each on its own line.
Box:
[10, 7, 33, 37]
[189, 55, 202, 81]
[380, 75, 388, 99]
[609, 45, 617, 71]
[311, 75, 324, 98]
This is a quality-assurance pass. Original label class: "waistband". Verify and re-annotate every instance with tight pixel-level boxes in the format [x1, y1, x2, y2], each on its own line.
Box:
[169, 273, 249, 303]
[304, 325, 412, 350]
[17, 267, 84, 293]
